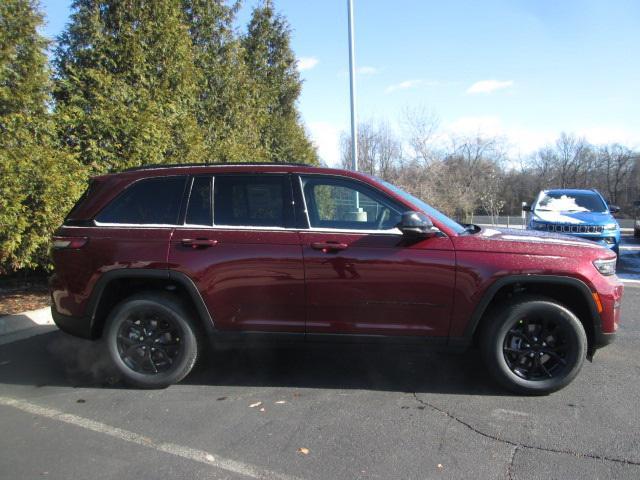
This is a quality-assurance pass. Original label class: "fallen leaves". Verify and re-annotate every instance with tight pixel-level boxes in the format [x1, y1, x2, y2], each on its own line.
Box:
[297, 447, 310, 455]
[248, 402, 262, 408]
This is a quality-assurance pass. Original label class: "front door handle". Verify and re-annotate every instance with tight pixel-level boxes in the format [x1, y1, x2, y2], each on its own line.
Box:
[311, 241, 349, 253]
[181, 238, 218, 248]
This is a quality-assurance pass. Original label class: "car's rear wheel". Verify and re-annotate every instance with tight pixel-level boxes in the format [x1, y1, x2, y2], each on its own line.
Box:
[104, 293, 200, 388]
[480, 297, 587, 395]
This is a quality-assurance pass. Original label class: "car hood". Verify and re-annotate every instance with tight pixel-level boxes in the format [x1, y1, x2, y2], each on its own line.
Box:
[456, 226, 613, 258]
[532, 209, 614, 225]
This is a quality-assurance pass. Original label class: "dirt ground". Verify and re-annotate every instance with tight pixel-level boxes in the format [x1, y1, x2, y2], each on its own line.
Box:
[0, 276, 50, 316]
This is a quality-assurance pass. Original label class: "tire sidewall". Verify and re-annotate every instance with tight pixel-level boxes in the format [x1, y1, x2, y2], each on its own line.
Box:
[105, 296, 198, 388]
[484, 300, 587, 395]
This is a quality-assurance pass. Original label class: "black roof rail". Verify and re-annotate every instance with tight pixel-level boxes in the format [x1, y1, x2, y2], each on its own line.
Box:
[121, 162, 317, 173]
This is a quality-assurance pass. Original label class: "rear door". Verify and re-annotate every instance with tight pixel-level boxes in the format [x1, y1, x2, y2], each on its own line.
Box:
[168, 174, 305, 333]
[297, 174, 456, 337]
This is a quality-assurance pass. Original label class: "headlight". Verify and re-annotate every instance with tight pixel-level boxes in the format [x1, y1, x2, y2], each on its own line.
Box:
[593, 258, 616, 276]
[603, 223, 618, 230]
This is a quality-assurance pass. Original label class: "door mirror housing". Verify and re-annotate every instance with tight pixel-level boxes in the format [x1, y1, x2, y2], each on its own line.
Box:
[397, 211, 438, 238]
[522, 204, 531, 212]
[609, 205, 620, 214]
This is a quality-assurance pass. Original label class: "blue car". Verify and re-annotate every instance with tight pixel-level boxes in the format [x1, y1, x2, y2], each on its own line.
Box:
[525, 189, 621, 255]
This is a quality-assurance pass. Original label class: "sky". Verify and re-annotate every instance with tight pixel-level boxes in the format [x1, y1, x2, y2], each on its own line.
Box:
[40, 0, 640, 166]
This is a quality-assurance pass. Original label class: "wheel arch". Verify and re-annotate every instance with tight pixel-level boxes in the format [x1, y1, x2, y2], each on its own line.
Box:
[87, 269, 214, 339]
[467, 275, 602, 359]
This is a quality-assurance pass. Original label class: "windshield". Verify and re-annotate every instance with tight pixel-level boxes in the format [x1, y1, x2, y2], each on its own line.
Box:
[377, 179, 466, 234]
[535, 191, 607, 213]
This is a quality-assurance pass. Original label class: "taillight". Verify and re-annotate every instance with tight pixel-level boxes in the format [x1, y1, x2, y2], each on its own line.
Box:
[52, 236, 88, 249]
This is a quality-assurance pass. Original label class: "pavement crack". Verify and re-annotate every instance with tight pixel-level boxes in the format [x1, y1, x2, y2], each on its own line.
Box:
[410, 392, 640, 467]
[507, 445, 518, 480]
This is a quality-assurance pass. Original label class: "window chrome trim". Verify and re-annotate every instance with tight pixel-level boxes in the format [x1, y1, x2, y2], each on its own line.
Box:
[80, 221, 415, 236]
[92, 221, 177, 228]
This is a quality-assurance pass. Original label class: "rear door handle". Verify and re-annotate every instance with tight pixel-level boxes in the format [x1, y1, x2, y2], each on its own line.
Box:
[181, 238, 218, 248]
[311, 241, 349, 253]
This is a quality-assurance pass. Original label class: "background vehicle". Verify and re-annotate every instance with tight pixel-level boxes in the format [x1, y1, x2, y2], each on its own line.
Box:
[634, 200, 640, 238]
[523, 189, 621, 255]
[50, 164, 622, 395]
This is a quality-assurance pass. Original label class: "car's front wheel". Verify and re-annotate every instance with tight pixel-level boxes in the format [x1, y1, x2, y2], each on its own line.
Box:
[104, 293, 200, 388]
[480, 297, 587, 395]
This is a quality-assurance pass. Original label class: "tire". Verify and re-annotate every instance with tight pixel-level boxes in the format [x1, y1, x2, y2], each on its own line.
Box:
[104, 292, 200, 388]
[480, 297, 587, 395]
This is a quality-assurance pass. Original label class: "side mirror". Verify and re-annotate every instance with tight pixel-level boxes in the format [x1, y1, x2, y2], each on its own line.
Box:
[609, 205, 620, 214]
[522, 204, 531, 212]
[397, 211, 438, 238]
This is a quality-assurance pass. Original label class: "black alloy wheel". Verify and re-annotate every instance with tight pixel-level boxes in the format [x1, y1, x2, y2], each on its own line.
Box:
[116, 309, 183, 374]
[480, 297, 587, 395]
[105, 293, 200, 388]
[502, 316, 571, 381]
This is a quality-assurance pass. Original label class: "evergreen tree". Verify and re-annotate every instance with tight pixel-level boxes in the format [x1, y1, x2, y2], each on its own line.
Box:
[242, 0, 317, 164]
[54, 0, 205, 173]
[0, 0, 84, 272]
[182, 0, 267, 162]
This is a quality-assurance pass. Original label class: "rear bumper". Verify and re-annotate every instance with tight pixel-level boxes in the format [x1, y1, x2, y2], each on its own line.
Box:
[51, 305, 92, 339]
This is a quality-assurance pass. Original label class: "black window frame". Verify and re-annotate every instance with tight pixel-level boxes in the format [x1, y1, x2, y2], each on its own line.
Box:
[94, 175, 189, 226]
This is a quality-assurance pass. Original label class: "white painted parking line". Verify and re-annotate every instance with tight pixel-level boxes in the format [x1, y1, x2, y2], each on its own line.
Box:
[0, 396, 301, 480]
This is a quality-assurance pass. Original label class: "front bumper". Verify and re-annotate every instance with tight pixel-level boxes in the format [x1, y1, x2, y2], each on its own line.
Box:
[594, 331, 616, 349]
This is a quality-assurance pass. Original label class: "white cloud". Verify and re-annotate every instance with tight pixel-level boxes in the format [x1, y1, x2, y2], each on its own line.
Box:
[357, 66, 378, 75]
[308, 121, 342, 167]
[297, 57, 319, 71]
[466, 80, 514, 94]
[385, 79, 423, 94]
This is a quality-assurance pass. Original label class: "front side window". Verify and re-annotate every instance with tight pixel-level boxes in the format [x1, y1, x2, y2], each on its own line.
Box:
[301, 176, 402, 231]
[214, 175, 287, 227]
[96, 176, 186, 225]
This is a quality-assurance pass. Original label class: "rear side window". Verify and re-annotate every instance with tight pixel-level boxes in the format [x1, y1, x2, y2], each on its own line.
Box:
[214, 175, 288, 228]
[96, 176, 186, 225]
[185, 177, 213, 226]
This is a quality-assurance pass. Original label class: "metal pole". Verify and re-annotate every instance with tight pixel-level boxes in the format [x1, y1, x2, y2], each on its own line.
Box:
[347, 0, 358, 172]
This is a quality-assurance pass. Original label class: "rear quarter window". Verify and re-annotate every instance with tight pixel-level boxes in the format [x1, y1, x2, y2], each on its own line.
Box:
[95, 176, 187, 225]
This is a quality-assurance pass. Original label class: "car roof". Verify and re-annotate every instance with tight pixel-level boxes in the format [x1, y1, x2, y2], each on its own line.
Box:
[92, 162, 366, 181]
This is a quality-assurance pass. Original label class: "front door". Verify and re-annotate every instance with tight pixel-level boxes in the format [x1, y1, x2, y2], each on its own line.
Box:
[297, 174, 456, 337]
[169, 174, 305, 333]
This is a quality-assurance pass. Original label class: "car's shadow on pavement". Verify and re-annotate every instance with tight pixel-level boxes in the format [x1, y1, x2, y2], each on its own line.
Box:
[0, 329, 509, 396]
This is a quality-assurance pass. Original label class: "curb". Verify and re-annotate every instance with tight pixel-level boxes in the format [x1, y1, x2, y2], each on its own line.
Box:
[0, 307, 57, 346]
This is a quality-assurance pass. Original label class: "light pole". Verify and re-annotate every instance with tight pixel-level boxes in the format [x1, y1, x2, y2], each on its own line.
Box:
[347, 0, 358, 172]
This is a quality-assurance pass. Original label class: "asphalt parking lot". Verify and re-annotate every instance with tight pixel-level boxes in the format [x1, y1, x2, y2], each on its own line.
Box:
[1, 237, 639, 479]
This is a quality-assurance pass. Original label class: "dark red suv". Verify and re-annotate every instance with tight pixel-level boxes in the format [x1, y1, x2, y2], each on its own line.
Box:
[50, 164, 622, 394]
